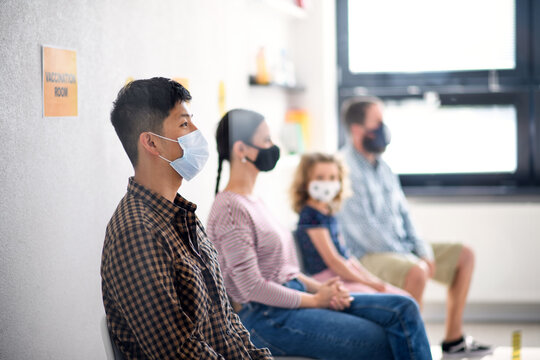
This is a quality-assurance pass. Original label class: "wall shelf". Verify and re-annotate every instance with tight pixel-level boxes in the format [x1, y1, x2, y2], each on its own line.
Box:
[248, 76, 305, 92]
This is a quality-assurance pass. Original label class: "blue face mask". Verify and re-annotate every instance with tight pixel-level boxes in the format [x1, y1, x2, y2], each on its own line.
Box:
[363, 123, 391, 154]
[151, 130, 209, 181]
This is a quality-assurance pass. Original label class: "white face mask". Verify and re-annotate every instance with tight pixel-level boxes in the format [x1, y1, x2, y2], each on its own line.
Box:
[150, 130, 209, 181]
[308, 180, 341, 203]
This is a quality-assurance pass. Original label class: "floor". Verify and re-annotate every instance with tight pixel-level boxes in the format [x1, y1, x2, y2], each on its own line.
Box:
[425, 322, 540, 359]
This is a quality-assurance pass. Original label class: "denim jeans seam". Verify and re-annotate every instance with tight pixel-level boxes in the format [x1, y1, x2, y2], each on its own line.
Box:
[397, 313, 416, 360]
[279, 323, 377, 349]
[249, 328, 288, 356]
[350, 304, 417, 360]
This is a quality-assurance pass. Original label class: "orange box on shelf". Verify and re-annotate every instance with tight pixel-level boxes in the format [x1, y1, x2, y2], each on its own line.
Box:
[286, 109, 311, 149]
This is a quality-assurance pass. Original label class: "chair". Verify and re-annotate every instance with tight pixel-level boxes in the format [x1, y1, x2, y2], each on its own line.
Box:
[100, 315, 126, 360]
[101, 315, 312, 359]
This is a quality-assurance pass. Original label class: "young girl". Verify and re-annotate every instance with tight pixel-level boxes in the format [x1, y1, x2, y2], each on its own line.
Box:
[291, 152, 409, 296]
[207, 109, 431, 360]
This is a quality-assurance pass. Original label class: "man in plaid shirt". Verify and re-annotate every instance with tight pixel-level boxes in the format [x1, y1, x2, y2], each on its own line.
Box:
[101, 77, 272, 359]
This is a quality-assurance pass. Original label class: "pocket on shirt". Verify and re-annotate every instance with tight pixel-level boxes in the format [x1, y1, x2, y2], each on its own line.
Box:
[174, 259, 211, 324]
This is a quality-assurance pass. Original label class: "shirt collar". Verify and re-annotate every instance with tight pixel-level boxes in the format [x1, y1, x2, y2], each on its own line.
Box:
[345, 141, 380, 170]
[127, 177, 197, 222]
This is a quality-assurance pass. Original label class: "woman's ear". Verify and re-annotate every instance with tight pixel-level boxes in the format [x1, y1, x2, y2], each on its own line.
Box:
[231, 140, 246, 161]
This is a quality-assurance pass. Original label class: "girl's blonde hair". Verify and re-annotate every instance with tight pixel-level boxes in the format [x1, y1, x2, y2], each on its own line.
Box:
[290, 152, 348, 214]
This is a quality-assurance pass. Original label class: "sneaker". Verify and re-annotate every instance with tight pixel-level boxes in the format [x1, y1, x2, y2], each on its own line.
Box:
[442, 335, 494, 359]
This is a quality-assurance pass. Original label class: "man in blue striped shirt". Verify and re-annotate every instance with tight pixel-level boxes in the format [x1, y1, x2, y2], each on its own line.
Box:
[337, 97, 492, 358]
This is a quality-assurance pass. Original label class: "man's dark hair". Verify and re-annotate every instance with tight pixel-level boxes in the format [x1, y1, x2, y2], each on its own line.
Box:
[341, 96, 382, 130]
[110, 77, 192, 167]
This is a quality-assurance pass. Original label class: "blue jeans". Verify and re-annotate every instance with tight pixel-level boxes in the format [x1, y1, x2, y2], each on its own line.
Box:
[238, 279, 431, 360]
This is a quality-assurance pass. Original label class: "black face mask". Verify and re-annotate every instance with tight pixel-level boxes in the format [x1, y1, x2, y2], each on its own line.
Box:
[363, 123, 391, 154]
[245, 143, 280, 172]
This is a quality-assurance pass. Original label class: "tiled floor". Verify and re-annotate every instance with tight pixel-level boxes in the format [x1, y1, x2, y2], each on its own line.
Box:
[429, 346, 540, 360]
[425, 322, 540, 359]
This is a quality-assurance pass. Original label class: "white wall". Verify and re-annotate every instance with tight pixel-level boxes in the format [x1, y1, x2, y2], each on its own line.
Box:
[0, 0, 318, 359]
[408, 198, 540, 304]
[255, 0, 338, 229]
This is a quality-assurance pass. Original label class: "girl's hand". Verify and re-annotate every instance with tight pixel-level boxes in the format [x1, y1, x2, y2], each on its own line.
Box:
[367, 281, 387, 293]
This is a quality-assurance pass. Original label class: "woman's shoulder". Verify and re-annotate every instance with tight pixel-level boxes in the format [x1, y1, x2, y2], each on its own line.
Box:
[206, 193, 249, 239]
[210, 191, 255, 221]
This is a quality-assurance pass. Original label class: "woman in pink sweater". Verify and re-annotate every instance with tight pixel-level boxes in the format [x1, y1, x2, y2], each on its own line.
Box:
[206, 109, 431, 360]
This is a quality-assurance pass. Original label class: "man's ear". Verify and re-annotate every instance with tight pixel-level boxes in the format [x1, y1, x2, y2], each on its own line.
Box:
[349, 123, 364, 138]
[139, 132, 161, 156]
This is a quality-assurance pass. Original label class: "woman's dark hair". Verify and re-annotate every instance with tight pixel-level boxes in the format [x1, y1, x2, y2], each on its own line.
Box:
[215, 109, 265, 194]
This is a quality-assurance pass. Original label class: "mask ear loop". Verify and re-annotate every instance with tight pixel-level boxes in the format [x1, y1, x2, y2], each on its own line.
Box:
[148, 132, 177, 142]
[243, 141, 258, 149]
[158, 154, 172, 163]
[148, 132, 176, 163]
[244, 141, 272, 151]
[239, 141, 257, 164]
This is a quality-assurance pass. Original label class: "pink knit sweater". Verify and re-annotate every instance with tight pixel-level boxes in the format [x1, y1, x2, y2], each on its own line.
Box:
[207, 191, 301, 308]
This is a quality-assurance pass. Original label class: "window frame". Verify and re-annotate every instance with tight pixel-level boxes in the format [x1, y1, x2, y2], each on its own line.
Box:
[336, 0, 540, 192]
[337, 0, 531, 88]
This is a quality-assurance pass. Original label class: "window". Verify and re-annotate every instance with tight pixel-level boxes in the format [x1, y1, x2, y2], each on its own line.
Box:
[383, 103, 517, 175]
[348, 0, 515, 74]
[337, 0, 540, 192]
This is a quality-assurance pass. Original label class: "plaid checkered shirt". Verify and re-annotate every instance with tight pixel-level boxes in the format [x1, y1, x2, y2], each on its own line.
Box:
[101, 178, 273, 359]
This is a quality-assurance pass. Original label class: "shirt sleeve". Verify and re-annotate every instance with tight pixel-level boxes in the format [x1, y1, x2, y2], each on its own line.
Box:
[108, 223, 225, 360]
[219, 226, 302, 308]
[226, 300, 273, 359]
[394, 175, 434, 259]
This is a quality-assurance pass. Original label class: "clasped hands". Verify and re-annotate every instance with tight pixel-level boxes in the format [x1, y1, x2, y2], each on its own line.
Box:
[314, 277, 354, 311]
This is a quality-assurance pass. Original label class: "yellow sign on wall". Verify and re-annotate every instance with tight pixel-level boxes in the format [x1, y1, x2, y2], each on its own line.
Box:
[218, 80, 226, 117]
[42, 46, 78, 117]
